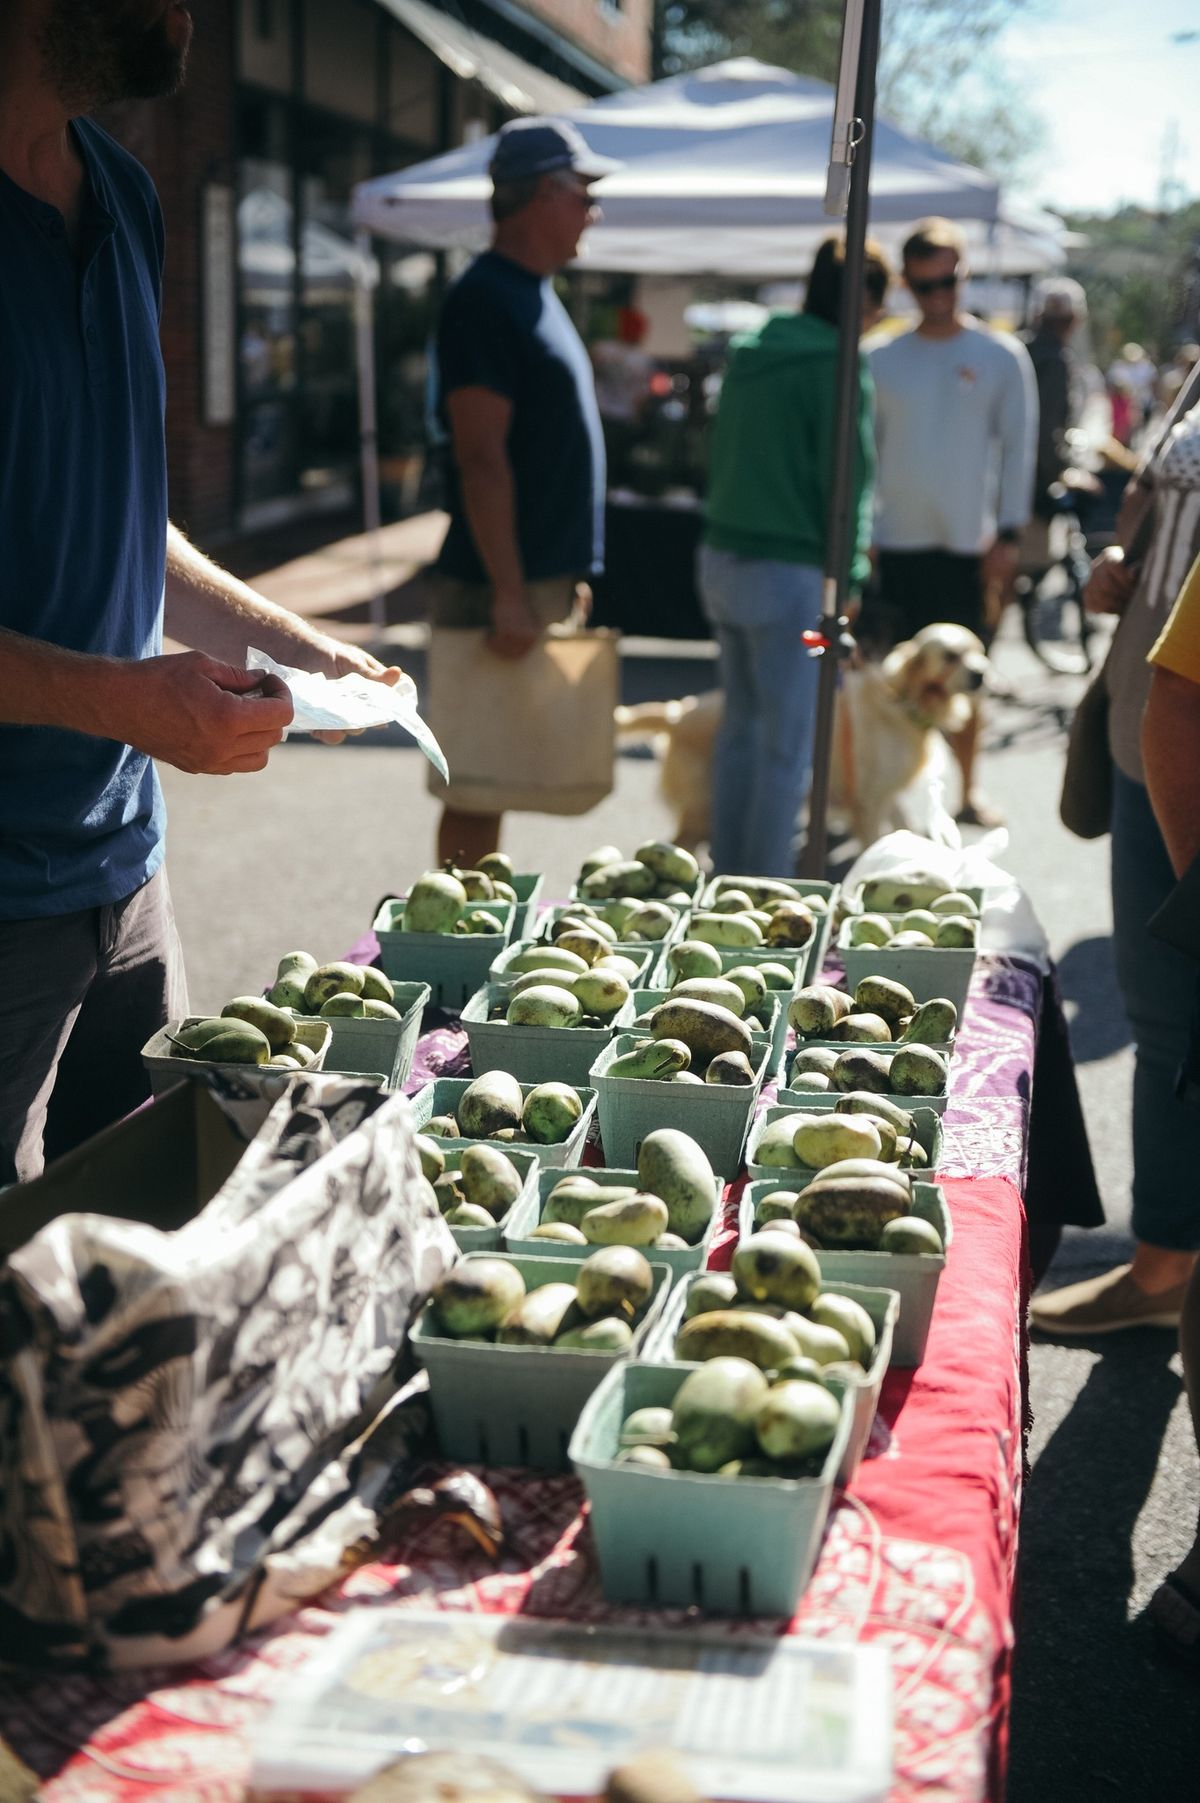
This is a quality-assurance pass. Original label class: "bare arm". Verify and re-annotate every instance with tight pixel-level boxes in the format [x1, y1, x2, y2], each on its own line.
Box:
[0, 626, 294, 775]
[446, 387, 537, 657]
[164, 522, 398, 683]
[1143, 666, 1200, 876]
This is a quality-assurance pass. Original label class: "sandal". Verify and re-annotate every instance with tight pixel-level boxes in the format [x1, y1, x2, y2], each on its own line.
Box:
[1148, 1570, 1200, 1666]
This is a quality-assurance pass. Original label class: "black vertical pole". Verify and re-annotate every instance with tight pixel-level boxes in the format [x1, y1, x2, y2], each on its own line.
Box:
[800, 0, 883, 876]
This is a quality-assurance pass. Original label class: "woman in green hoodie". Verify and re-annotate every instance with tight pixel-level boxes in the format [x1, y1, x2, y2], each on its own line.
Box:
[699, 237, 890, 875]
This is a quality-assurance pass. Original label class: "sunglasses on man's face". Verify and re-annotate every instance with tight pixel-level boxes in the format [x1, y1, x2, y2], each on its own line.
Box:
[909, 272, 960, 296]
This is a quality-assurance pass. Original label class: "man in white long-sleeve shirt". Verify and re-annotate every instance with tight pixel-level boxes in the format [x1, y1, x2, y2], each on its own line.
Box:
[868, 218, 1037, 824]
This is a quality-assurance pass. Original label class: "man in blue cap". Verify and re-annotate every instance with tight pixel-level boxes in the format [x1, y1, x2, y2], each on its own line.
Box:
[430, 117, 619, 867]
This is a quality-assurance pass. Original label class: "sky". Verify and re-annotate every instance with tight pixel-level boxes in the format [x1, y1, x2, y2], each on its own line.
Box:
[993, 0, 1198, 214]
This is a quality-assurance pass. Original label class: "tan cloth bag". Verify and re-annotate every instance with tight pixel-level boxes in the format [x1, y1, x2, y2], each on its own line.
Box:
[426, 625, 620, 815]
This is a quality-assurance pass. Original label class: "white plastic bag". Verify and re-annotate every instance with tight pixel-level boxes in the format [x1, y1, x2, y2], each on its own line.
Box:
[841, 828, 1051, 969]
[247, 646, 448, 779]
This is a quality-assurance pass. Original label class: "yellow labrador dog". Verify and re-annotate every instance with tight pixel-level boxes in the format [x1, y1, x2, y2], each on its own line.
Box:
[615, 623, 988, 853]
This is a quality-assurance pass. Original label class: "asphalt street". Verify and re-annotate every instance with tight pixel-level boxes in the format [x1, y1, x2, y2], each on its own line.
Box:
[159, 611, 1200, 1794]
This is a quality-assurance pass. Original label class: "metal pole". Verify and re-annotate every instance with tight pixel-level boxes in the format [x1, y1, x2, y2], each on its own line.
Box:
[353, 227, 388, 634]
[800, 0, 883, 877]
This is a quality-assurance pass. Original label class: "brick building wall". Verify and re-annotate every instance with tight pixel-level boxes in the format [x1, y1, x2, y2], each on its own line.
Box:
[100, 1, 237, 542]
[520, 0, 651, 85]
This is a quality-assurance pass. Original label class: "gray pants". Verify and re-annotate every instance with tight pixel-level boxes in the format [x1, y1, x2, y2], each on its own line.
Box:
[0, 867, 189, 1184]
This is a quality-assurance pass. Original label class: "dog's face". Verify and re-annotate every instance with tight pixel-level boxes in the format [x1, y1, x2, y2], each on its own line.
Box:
[882, 623, 988, 729]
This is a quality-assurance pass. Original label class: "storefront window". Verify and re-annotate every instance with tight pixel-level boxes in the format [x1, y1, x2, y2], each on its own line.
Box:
[296, 120, 373, 505]
[237, 96, 299, 511]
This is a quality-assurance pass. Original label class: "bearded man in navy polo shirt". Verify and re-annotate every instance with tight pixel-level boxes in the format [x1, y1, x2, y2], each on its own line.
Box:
[0, 0, 402, 1184]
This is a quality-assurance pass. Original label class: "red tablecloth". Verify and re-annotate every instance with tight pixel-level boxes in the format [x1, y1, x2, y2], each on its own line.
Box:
[0, 962, 1039, 1803]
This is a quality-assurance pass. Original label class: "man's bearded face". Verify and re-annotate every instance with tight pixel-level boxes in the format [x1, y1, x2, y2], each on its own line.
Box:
[39, 0, 193, 109]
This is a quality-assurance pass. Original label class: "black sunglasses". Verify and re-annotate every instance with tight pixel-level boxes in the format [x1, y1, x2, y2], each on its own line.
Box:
[909, 272, 960, 296]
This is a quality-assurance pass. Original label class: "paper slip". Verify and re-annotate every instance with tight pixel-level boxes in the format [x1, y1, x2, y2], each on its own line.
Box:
[247, 647, 448, 780]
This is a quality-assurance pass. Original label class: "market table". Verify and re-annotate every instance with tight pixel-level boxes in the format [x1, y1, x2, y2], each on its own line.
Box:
[0, 955, 1060, 1803]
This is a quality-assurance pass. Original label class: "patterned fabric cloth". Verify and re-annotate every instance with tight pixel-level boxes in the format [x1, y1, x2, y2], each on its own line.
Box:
[0, 954, 1045, 1800]
[0, 1077, 455, 1672]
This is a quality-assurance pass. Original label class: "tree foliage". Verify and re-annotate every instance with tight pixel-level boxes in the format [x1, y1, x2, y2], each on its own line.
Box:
[658, 0, 1042, 183]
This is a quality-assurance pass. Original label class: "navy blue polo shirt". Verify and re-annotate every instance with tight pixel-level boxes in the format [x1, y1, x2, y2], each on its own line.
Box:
[0, 118, 168, 919]
[435, 251, 606, 583]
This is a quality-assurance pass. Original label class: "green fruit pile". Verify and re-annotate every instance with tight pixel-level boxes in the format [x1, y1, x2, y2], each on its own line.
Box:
[402, 854, 517, 937]
[498, 968, 631, 1030]
[613, 1355, 843, 1480]
[847, 877, 980, 950]
[414, 1136, 528, 1230]
[574, 839, 700, 903]
[671, 1235, 876, 1389]
[542, 898, 679, 950]
[423, 1246, 656, 1352]
[788, 978, 957, 1046]
[756, 1093, 934, 1187]
[665, 940, 794, 992]
[267, 950, 401, 1022]
[753, 1153, 944, 1255]
[532, 1127, 717, 1251]
[423, 1072, 584, 1146]
[607, 991, 762, 1087]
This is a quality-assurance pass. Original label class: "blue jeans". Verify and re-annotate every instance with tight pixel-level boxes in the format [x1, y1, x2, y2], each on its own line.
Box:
[1110, 766, 1200, 1250]
[698, 547, 823, 877]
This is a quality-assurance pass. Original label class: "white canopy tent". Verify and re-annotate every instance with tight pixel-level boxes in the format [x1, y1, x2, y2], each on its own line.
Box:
[351, 58, 1008, 273]
[347, 59, 1066, 622]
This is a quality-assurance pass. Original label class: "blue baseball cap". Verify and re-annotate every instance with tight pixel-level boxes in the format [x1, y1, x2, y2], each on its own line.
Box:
[489, 117, 620, 186]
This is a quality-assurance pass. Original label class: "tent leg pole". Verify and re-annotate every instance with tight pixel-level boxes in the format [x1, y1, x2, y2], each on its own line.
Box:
[354, 229, 387, 637]
[801, 0, 883, 878]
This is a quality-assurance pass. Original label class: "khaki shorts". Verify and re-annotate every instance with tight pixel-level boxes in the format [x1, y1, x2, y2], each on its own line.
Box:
[428, 573, 579, 631]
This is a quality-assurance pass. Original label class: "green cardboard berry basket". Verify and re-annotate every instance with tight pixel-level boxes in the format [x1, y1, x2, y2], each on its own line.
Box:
[504, 1165, 725, 1285]
[589, 1029, 771, 1173]
[568, 1359, 854, 1615]
[488, 939, 655, 991]
[318, 980, 430, 1088]
[509, 872, 545, 940]
[739, 1178, 951, 1367]
[371, 898, 515, 1011]
[142, 1016, 332, 1099]
[409, 1076, 598, 1170]
[835, 919, 978, 1017]
[746, 1100, 945, 1182]
[644, 1273, 898, 1487]
[411, 1252, 672, 1470]
[460, 983, 636, 1088]
[632, 988, 784, 1081]
[430, 1144, 541, 1254]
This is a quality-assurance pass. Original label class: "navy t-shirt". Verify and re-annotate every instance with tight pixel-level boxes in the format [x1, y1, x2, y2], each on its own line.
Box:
[435, 251, 606, 583]
[0, 119, 168, 919]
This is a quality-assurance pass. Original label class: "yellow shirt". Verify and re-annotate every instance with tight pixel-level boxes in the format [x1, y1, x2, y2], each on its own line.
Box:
[1149, 552, 1200, 683]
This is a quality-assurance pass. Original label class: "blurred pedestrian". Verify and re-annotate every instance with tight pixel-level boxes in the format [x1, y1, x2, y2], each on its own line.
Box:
[591, 304, 655, 487]
[0, 0, 400, 1186]
[698, 234, 891, 875]
[1033, 360, 1200, 1334]
[429, 117, 617, 869]
[1109, 341, 1157, 420]
[868, 218, 1037, 826]
[1140, 549, 1200, 1660]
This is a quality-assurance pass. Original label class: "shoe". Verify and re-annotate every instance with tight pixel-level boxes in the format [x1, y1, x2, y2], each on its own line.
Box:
[955, 796, 1006, 829]
[1149, 1571, 1200, 1666]
[1028, 1263, 1189, 1336]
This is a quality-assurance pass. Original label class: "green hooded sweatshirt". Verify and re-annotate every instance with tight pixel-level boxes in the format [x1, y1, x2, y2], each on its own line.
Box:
[703, 311, 876, 587]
